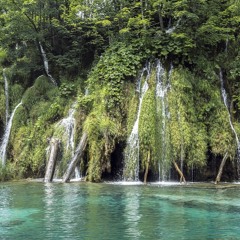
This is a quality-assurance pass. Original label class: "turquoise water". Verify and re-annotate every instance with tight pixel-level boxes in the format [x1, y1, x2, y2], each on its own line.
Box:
[1, 182, 240, 239]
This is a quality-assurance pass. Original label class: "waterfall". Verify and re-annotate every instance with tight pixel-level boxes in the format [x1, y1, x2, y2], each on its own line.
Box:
[156, 60, 171, 181]
[166, 19, 180, 34]
[3, 69, 9, 123]
[56, 102, 82, 179]
[39, 42, 57, 86]
[219, 70, 240, 176]
[57, 103, 76, 152]
[0, 101, 22, 166]
[124, 64, 150, 181]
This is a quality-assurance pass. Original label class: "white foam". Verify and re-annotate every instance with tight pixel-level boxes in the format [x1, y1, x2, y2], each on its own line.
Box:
[150, 181, 181, 186]
[105, 181, 144, 186]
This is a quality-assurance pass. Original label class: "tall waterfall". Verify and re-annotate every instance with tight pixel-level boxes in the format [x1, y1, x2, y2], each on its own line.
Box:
[3, 69, 9, 123]
[220, 70, 240, 176]
[156, 60, 171, 181]
[124, 65, 150, 181]
[0, 102, 22, 166]
[39, 42, 57, 86]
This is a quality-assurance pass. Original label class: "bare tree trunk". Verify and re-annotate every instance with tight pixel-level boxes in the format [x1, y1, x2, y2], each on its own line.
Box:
[173, 161, 186, 184]
[144, 150, 150, 184]
[62, 132, 88, 183]
[215, 152, 228, 184]
[44, 138, 60, 182]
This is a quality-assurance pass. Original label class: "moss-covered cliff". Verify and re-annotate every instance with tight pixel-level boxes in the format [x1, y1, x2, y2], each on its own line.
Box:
[0, 0, 240, 182]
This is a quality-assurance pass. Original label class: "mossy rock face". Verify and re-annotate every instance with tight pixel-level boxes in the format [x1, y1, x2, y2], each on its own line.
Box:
[0, 89, 5, 124]
[10, 84, 24, 108]
[22, 76, 57, 111]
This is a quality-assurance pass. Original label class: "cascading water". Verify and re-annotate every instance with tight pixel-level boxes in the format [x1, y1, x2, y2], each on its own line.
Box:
[56, 102, 81, 179]
[124, 64, 150, 181]
[166, 19, 180, 34]
[39, 42, 57, 86]
[57, 104, 76, 152]
[0, 101, 22, 166]
[3, 69, 9, 123]
[155, 60, 171, 181]
[220, 70, 240, 177]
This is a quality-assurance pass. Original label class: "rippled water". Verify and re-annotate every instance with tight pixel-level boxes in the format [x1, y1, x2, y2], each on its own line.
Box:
[0, 181, 240, 239]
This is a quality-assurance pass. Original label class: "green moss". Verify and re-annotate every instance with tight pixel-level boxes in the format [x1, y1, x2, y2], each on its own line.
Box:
[209, 109, 236, 158]
[168, 68, 208, 169]
[139, 86, 157, 169]
[10, 84, 24, 108]
[126, 89, 138, 136]
[22, 75, 58, 112]
[0, 86, 5, 123]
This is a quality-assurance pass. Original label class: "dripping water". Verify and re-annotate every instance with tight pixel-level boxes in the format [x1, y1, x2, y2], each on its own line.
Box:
[124, 64, 150, 181]
[0, 102, 22, 166]
[156, 60, 171, 181]
[177, 110, 184, 174]
[220, 70, 240, 178]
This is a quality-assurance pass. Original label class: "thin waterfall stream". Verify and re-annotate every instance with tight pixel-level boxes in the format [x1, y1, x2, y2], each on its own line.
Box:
[124, 64, 150, 181]
[39, 42, 57, 86]
[220, 70, 240, 176]
[156, 60, 171, 181]
[0, 101, 22, 166]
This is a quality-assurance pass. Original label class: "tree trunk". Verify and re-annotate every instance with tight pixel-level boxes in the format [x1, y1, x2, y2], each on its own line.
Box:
[44, 138, 60, 182]
[215, 152, 228, 184]
[144, 150, 150, 184]
[62, 132, 88, 183]
[173, 161, 186, 184]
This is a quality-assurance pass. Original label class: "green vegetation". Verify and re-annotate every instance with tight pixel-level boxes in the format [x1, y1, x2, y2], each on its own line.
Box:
[0, 0, 240, 182]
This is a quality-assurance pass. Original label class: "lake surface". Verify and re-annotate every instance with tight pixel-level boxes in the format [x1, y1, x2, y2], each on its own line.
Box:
[0, 181, 240, 239]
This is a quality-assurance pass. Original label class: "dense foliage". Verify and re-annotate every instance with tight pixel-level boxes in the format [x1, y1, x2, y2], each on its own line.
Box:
[0, 0, 240, 182]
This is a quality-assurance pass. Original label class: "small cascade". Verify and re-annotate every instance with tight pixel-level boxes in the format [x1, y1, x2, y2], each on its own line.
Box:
[0, 101, 22, 166]
[220, 70, 240, 177]
[124, 64, 150, 181]
[156, 60, 171, 181]
[39, 42, 57, 86]
[57, 103, 76, 153]
[74, 166, 81, 179]
[55, 102, 82, 179]
[3, 69, 9, 123]
[166, 19, 180, 34]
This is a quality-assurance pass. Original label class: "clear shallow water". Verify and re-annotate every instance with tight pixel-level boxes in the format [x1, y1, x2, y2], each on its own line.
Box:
[1, 182, 240, 239]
